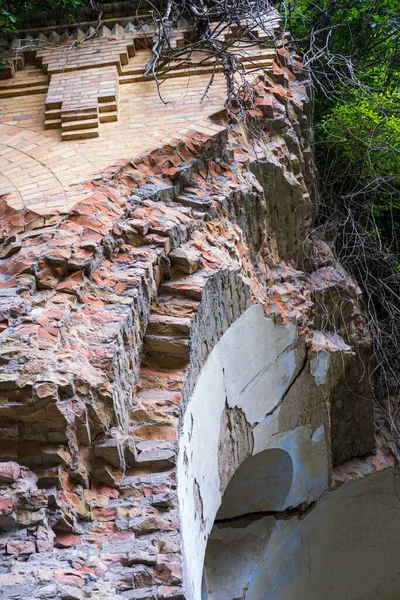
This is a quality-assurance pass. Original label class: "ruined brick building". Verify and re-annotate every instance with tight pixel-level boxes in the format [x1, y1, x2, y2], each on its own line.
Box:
[0, 2, 399, 599]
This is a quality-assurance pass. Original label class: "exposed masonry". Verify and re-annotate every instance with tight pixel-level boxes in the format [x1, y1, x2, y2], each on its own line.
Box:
[217, 404, 254, 495]
[0, 20, 395, 600]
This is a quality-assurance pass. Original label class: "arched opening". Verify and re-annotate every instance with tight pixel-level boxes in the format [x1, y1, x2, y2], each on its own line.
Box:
[202, 448, 293, 600]
[202, 469, 400, 600]
[178, 304, 329, 599]
[216, 448, 293, 520]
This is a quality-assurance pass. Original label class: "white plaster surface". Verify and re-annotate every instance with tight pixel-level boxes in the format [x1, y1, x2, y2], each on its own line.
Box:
[219, 306, 298, 421]
[310, 349, 331, 385]
[177, 304, 329, 600]
[216, 448, 293, 518]
[205, 469, 400, 600]
[260, 424, 328, 507]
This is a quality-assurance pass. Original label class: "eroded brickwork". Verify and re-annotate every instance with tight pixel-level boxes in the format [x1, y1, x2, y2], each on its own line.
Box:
[0, 13, 392, 600]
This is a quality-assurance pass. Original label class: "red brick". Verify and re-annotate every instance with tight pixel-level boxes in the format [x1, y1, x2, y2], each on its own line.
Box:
[91, 506, 116, 521]
[0, 497, 16, 515]
[0, 462, 20, 483]
[0, 276, 18, 289]
[55, 533, 80, 549]
[7, 540, 35, 555]
[55, 569, 84, 587]
[56, 270, 84, 295]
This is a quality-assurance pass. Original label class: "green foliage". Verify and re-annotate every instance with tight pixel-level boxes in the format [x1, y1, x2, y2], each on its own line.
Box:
[0, 7, 17, 36]
[282, 0, 400, 413]
[318, 93, 400, 219]
[282, 0, 400, 242]
[282, 0, 399, 90]
[0, 0, 89, 44]
[6, 0, 86, 13]
[321, 95, 400, 165]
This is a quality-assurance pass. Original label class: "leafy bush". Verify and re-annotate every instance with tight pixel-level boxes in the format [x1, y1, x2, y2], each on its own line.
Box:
[0, 0, 89, 43]
[283, 0, 400, 446]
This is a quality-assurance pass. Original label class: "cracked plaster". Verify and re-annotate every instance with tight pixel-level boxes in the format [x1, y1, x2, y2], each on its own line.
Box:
[177, 304, 329, 600]
[204, 470, 400, 599]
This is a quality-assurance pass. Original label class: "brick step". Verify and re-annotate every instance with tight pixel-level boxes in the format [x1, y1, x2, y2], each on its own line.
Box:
[48, 59, 122, 75]
[119, 64, 150, 77]
[0, 84, 48, 98]
[143, 352, 189, 371]
[243, 58, 275, 69]
[254, 27, 279, 43]
[45, 99, 62, 110]
[138, 366, 185, 391]
[0, 76, 48, 90]
[135, 442, 176, 470]
[44, 118, 62, 130]
[130, 405, 178, 426]
[143, 335, 189, 358]
[216, 31, 276, 46]
[121, 48, 275, 75]
[61, 127, 99, 141]
[99, 111, 118, 123]
[61, 118, 99, 132]
[98, 93, 118, 104]
[151, 293, 199, 319]
[98, 101, 117, 113]
[44, 108, 61, 121]
[168, 38, 187, 51]
[136, 440, 177, 455]
[236, 56, 275, 69]
[147, 314, 191, 336]
[161, 273, 209, 301]
[61, 111, 98, 122]
[136, 389, 182, 411]
[130, 422, 178, 442]
[256, 35, 276, 44]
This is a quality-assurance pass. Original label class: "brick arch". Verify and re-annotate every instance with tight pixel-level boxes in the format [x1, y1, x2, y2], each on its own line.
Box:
[177, 303, 329, 600]
[0, 123, 101, 212]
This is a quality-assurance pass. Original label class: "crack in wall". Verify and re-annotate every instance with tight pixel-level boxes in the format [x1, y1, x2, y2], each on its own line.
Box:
[239, 339, 298, 398]
[260, 346, 308, 422]
[214, 499, 317, 528]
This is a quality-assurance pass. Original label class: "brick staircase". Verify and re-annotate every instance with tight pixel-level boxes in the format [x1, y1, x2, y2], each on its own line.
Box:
[0, 18, 279, 145]
[119, 47, 276, 85]
[61, 104, 100, 140]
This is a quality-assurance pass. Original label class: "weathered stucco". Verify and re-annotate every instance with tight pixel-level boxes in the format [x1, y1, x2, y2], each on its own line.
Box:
[204, 470, 400, 599]
[178, 304, 329, 600]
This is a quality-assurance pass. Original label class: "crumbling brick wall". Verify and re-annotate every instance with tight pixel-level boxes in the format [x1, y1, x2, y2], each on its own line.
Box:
[0, 18, 386, 600]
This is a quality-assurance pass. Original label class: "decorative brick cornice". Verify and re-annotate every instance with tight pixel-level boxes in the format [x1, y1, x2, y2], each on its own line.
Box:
[0, 20, 278, 142]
